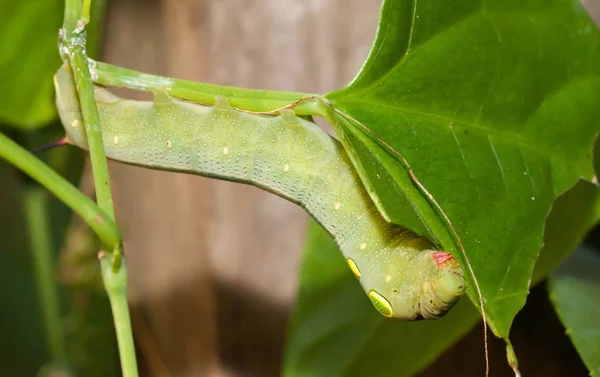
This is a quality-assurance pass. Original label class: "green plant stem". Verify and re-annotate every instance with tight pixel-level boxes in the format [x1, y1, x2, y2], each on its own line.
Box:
[81, 0, 91, 24]
[0, 133, 120, 248]
[92, 59, 328, 117]
[63, 2, 138, 376]
[100, 257, 138, 377]
[24, 187, 67, 365]
[63, 0, 80, 33]
[70, 51, 116, 223]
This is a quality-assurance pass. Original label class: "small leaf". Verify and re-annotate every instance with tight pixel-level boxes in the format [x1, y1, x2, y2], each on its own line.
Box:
[325, 0, 600, 343]
[548, 246, 600, 376]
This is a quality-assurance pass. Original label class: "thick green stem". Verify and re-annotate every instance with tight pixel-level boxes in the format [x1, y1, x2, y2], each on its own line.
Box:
[24, 188, 67, 365]
[0, 133, 120, 249]
[92, 60, 328, 117]
[100, 256, 138, 377]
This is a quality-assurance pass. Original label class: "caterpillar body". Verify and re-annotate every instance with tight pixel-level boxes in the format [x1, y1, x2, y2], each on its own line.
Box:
[54, 64, 465, 320]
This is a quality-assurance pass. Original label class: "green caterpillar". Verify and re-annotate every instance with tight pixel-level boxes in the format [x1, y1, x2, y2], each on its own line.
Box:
[54, 64, 465, 320]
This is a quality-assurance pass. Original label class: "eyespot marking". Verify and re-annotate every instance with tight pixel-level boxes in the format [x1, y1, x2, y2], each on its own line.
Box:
[284, 164, 289, 172]
[223, 146, 229, 156]
[113, 135, 119, 145]
[347, 258, 361, 278]
[368, 290, 393, 318]
[360, 242, 367, 250]
[167, 140, 172, 148]
[334, 202, 341, 210]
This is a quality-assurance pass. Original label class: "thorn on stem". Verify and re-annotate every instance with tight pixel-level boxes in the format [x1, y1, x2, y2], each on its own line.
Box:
[31, 137, 68, 154]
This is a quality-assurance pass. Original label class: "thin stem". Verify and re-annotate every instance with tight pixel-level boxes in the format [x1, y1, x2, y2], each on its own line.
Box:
[101, 256, 138, 377]
[92, 60, 327, 116]
[100, 252, 138, 377]
[63, 0, 80, 34]
[70, 51, 116, 223]
[81, 0, 91, 25]
[0, 133, 120, 249]
[24, 188, 67, 365]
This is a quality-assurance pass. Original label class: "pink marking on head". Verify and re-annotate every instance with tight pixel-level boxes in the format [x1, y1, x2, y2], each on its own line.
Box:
[432, 252, 455, 266]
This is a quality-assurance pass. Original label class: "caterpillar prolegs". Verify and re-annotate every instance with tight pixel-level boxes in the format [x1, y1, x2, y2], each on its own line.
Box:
[54, 64, 465, 320]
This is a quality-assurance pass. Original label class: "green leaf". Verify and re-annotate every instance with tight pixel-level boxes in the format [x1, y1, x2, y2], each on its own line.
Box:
[0, 0, 105, 129]
[284, 174, 600, 376]
[325, 0, 600, 341]
[548, 246, 600, 376]
[0, 0, 63, 128]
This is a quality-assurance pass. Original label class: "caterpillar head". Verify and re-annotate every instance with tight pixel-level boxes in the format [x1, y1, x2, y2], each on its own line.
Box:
[416, 250, 465, 319]
[362, 240, 465, 321]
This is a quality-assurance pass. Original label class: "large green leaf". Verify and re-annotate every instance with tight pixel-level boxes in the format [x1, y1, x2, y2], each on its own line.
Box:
[548, 246, 600, 376]
[284, 175, 600, 376]
[325, 0, 600, 341]
[0, 0, 104, 129]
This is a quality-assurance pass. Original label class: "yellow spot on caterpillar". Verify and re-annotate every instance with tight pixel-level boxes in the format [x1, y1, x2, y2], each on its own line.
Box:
[71, 119, 79, 128]
[360, 242, 367, 250]
[223, 146, 229, 155]
[113, 135, 119, 145]
[347, 258, 361, 278]
[334, 202, 341, 210]
[369, 290, 393, 318]
[385, 275, 392, 283]
[167, 140, 172, 148]
[284, 164, 290, 172]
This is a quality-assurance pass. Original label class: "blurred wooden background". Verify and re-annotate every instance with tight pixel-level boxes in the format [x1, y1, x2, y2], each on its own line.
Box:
[96, 1, 600, 376]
